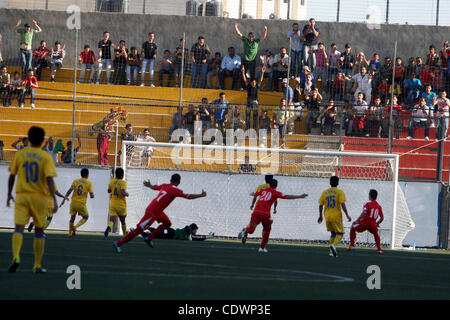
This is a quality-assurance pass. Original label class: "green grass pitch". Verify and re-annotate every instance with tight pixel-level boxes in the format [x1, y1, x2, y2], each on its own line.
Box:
[1, 230, 450, 300]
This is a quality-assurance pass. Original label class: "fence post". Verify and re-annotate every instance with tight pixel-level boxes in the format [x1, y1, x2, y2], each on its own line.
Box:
[336, 0, 340, 22]
[385, 0, 390, 24]
[436, 0, 440, 26]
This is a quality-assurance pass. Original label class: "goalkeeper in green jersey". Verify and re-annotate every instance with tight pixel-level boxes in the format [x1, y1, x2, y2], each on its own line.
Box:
[141, 223, 214, 241]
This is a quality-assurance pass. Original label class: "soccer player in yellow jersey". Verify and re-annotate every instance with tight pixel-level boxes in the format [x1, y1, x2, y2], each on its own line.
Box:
[318, 176, 351, 257]
[104, 167, 129, 237]
[60, 168, 94, 237]
[6, 126, 58, 273]
[27, 182, 66, 232]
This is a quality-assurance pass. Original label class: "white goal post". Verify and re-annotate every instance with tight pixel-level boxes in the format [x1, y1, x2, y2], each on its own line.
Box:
[121, 141, 415, 249]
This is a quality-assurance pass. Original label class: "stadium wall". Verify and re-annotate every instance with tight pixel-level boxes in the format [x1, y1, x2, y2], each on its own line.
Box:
[0, 163, 440, 247]
[0, 8, 449, 66]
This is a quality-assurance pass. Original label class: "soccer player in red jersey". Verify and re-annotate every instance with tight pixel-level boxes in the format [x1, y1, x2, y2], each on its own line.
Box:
[113, 173, 206, 252]
[238, 179, 308, 253]
[348, 189, 384, 253]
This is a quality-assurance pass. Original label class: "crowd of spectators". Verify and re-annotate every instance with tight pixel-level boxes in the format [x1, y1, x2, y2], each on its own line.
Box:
[1, 18, 450, 142]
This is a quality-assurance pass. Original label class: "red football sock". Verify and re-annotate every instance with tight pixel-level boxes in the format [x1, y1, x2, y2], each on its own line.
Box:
[147, 222, 170, 241]
[260, 228, 271, 249]
[374, 232, 381, 251]
[350, 227, 356, 247]
[117, 226, 142, 246]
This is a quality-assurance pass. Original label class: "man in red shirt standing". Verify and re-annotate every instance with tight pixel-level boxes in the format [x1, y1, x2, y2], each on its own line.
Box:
[21, 69, 38, 108]
[113, 174, 206, 252]
[78, 44, 96, 83]
[347, 189, 384, 253]
[238, 179, 308, 252]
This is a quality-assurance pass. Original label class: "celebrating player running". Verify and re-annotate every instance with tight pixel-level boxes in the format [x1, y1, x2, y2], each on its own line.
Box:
[238, 179, 308, 253]
[113, 173, 206, 252]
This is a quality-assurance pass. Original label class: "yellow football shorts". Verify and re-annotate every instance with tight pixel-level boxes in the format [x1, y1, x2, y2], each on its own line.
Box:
[14, 193, 47, 228]
[109, 205, 127, 217]
[70, 201, 89, 217]
[326, 220, 344, 234]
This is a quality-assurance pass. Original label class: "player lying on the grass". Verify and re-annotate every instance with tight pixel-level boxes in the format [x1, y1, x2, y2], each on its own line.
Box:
[60, 168, 94, 237]
[238, 179, 308, 253]
[348, 189, 384, 254]
[7, 126, 58, 273]
[27, 181, 67, 232]
[318, 176, 351, 257]
[113, 173, 207, 252]
[142, 223, 215, 241]
[104, 168, 129, 237]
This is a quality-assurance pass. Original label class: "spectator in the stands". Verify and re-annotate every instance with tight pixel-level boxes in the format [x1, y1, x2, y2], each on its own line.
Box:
[184, 104, 200, 135]
[327, 43, 341, 92]
[219, 47, 241, 90]
[173, 38, 189, 88]
[47, 41, 65, 82]
[420, 64, 433, 88]
[0, 66, 10, 107]
[369, 53, 381, 75]
[258, 50, 273, 91]
[407, 97, 430, 141]
[112, 40, 128, 85]
[234, 23, 267, 82]
[0, 34, 2, 64]
[321, 99, 337, 136]
[190, 36, 210, 89]
[258, 109, 271, 147]
[12, 137, 29, 150]
[394, 57, 406, 99]
[439, 41, 449, 91]
[118, 123, 136, 160]
[141, 32, 157, 87]
[405, 57, 417, 79]
[42, 136, 58, 163]
[349, 92, 369, 136]
[352, 66, 372, 104]
[380, 57, 393, 84]
[293, 79, 302, 104]
[313, 42, 327, 85]
[305, 88, 322, 134]
[330, 71, 346, 101]
[96, 31, 116, 85]
[6, 71, 23, 107]
[421, 84, 437, 128]
[242, 65, 265, 130]
[199, 97, 212, 131]
[272, 47, 289, 92]
[212, 92, 229, 135]
[301, 73, 315, 98]
[281, 78, 294, 106]
[126, 46, 141, 86]
[433, 90, 450, 140]
[206, 52, 221, 89]
[404, 73, 422, 110]
[158, 49, 174, 87]
[169, 107, 186, 139]
[21, 69, 38, 108]
[353, 52, 369, 75]
[287, 22, 305, 77]
[137, 128, 156, 167]
[426, 45, 439, 69]
[61, 134, 81, 164]
[366, 96, 383, 137]
[381, 95, 403, 139]
[297, 66, 315, 86]
[273, 98, 289, 139]
[0, 140, 3, 160]
[302, 18, 319, 71]
[32, 40, 50, 81]
[229, 106, 246, 131]
[377, 77, 391, 102]
[13, 19, 42, 77]
[239, 155, 255, 173]
[78, 44, 96, 84]
[340, 43, 355, 77]
[415, 57, 424, 78]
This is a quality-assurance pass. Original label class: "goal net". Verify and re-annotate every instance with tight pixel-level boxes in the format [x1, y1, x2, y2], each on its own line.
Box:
[121, 140, 414, 249]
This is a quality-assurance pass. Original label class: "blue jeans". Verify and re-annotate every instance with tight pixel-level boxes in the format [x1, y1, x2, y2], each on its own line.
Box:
[408, 120, 429, 138]
[436, 115, 449, 140]
[21, 88, 35, 105]
[303, 45, 317, 71]
[306, 111, 320, 134]
[191, 63, 208, 88]
[406, 90, 419, 109]
[79, 64, 95, 83]
[257, 71, 273, 91]
[141, 58, 155, 85]
[96, 58, 112, 84]
[127, 65, 140, 85]
[290, 49, 303, 77]
[20, 49, 32, 77]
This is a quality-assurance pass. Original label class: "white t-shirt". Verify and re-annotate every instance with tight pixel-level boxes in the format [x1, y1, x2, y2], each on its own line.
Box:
[352, 73, 372, 91]
[45, 144, 58, 163]
[137, 136, 156, 154]
[412, 104, 429, 122]
[353, 101, 368, 117]
[435, 98, 450, 116]
[273, 53, 289, 72]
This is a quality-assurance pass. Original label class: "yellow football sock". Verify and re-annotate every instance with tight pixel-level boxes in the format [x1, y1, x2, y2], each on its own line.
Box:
[121, 224, 127, 235]
[75, 218, 87, 229]
[69, 222, 74, 235]
[12, 231, 23, 260]
[43, 219, 51, 230]
[108, 221, 114, 229]
[33, 235, 45, 268]
[333, 234, 342, 246]
[329, 235, 335, 253]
